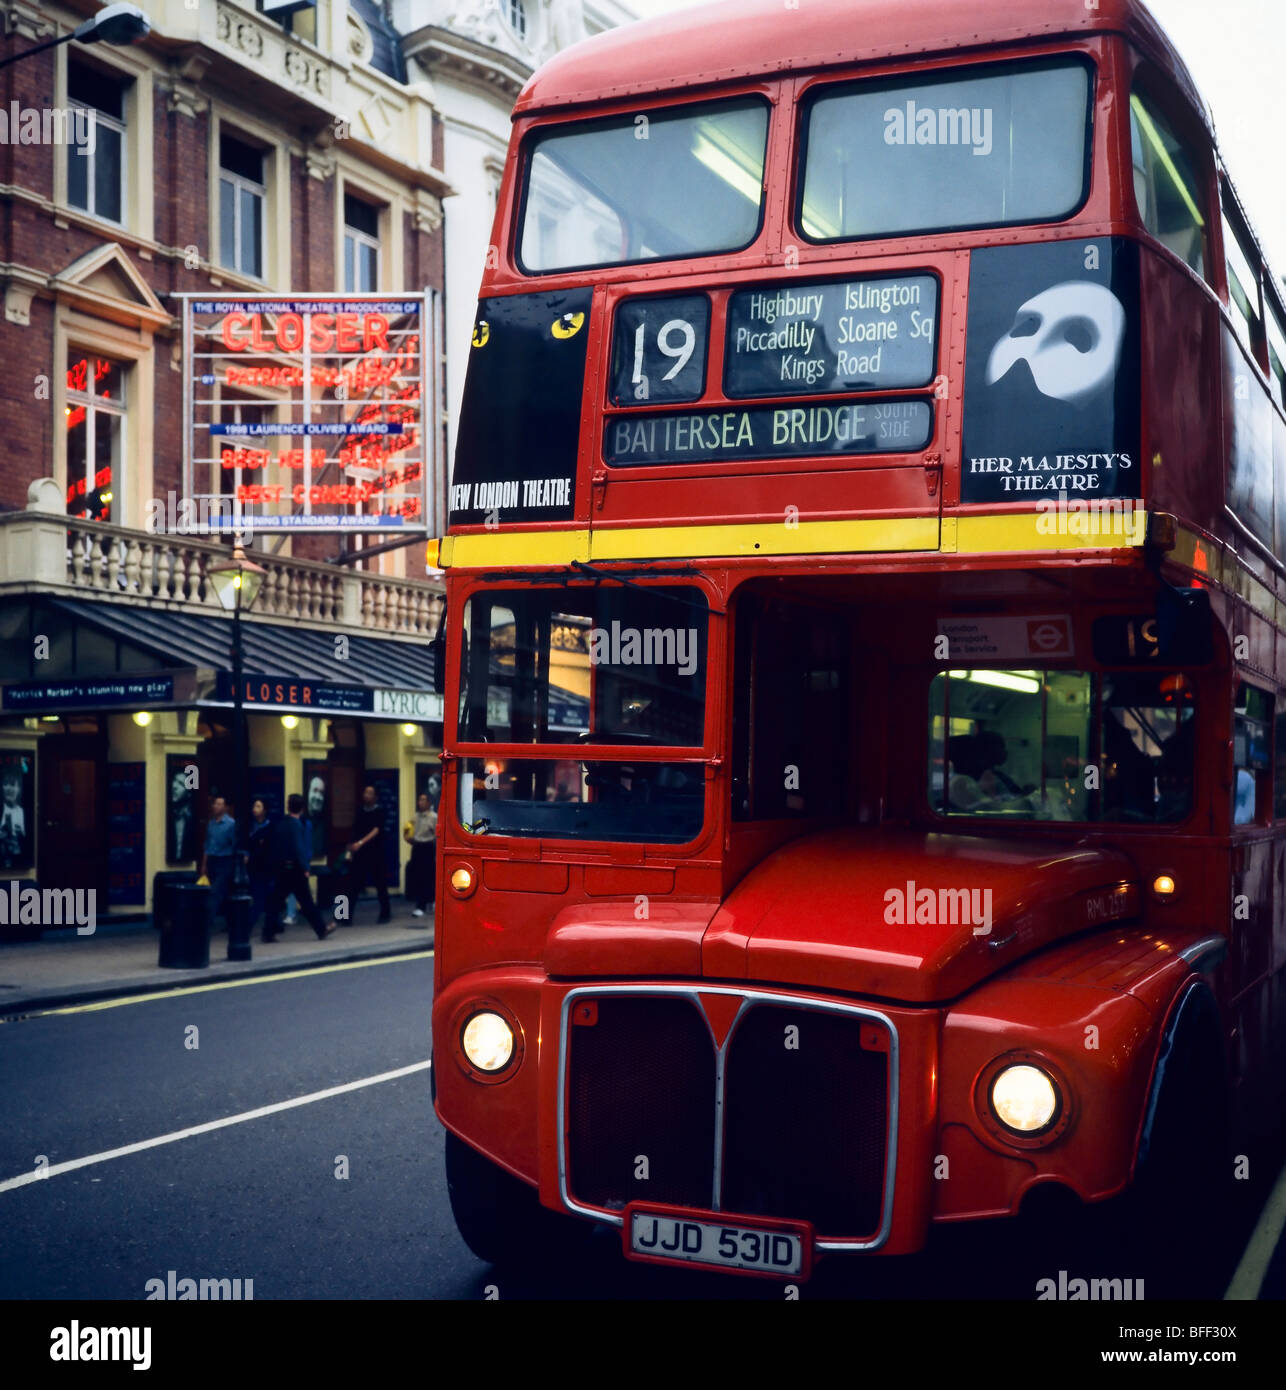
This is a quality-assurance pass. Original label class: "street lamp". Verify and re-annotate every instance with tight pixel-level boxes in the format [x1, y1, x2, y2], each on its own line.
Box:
[208, 544, 265, 897]
[0, 5, 151, 69]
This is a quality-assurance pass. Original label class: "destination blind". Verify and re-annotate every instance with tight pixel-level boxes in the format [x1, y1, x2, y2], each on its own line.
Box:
[604, 399, 932, 466]
[725, 274, 938, 396]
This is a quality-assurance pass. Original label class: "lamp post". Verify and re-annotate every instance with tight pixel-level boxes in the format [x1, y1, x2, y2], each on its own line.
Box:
[0, 4, 151, 69]
[208, 544, 265, 960]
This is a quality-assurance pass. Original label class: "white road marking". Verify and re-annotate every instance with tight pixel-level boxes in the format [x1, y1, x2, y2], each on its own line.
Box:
[0, 1059, 432, 1194]
[1226, 1156, 1286, 1299]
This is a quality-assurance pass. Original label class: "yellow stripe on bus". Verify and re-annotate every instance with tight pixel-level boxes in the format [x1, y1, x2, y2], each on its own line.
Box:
[954, 510, 1147, 552]
[592, 517, 939, 560]
[440, 511, 1147, 568]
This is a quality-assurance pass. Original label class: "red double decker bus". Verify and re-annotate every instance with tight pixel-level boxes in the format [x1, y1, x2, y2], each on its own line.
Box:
[430, 0, 1286, 1284]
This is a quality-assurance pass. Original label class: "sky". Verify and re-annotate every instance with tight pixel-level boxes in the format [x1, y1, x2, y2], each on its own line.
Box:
[620, 0, 1285, 278]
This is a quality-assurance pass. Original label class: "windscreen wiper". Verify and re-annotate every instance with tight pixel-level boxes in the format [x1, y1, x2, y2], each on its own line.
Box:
[568, 560, 726, 617]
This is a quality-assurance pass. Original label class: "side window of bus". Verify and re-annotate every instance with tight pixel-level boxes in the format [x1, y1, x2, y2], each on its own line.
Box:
[1275, 706, 1286, 819]
[1129, 88, 1208, 279]
[1267, 300, 1286, 412]
[1233, 682, 1271, 825]
[730, 598, 849, 820]
[928, 669, 1196, 824]
[1222, 204, 1264, 360]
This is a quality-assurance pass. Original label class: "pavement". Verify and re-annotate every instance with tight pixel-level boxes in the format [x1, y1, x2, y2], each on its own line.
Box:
[0, 896, 434, 1016]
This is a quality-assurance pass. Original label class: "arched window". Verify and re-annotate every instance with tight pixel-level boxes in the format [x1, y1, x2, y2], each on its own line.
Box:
[508, 0, 528, 40]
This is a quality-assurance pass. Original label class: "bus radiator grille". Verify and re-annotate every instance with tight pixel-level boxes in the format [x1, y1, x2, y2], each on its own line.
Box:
[564, 994, 889, 1236]
[566, 995, 716, 1211]
[721, 1007, 888, 1238]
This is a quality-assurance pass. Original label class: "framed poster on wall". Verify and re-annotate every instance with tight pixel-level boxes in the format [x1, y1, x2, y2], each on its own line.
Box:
[0, 748, 34, 872]
[302, 760, 330, 861]
[107, 762, 146, 905]
[165, 753, 199, 865]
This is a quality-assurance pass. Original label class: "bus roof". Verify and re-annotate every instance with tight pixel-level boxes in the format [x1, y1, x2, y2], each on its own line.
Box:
[514, 0, 1206, 121]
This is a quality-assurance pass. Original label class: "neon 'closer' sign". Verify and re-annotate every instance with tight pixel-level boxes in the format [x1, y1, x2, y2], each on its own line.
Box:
[218, 311, 394, 354]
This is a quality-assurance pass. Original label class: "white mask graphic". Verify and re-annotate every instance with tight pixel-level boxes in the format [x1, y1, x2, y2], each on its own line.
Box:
[986, 282, 1126, 405]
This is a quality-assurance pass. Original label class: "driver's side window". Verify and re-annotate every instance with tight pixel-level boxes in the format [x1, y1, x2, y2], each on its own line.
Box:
[730, 596, 850, 820]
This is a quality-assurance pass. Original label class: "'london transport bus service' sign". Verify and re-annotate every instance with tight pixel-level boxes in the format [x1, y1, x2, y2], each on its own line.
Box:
[724, 274, 938, 397]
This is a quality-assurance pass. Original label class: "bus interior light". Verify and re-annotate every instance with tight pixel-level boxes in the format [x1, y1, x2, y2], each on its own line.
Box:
[967, 670, 1041, 695]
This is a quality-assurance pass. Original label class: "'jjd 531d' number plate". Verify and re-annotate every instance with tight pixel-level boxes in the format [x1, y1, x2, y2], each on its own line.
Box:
[624, 1204, 810, 1278]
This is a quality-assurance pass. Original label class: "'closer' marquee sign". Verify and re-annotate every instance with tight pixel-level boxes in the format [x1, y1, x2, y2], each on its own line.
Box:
[180, 293, 442, 534]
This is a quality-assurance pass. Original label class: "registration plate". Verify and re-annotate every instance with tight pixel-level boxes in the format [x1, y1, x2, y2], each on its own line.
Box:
[624, 1204, 810, 1277]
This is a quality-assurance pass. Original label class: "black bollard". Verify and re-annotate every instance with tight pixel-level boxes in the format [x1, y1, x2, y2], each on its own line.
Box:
[225, 890, 253, 962]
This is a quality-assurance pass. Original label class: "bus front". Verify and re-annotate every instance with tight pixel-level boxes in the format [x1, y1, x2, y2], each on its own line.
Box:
[432, 0, 1235, 1283]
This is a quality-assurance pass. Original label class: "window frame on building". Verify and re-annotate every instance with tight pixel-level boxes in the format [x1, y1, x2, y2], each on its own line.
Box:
[54, 49, 152, 239]
[209, 387, 281, 536]
[218, 129, 268, 281]
[65, 58, 128, 227]
[64, 347, 128, 525]
[343, 191, 382, 293]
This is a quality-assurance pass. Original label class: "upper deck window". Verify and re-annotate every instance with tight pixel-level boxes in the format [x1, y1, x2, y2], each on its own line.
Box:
[1222, 203, 1263, 358]
[1267, 300, 1286, 410]
[798, 57, 1092, 242]
[517, 99, 769, 274]
[1129, 89, 1207, 279]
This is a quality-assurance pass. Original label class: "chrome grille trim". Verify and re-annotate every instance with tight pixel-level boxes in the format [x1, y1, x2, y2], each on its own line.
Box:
[556, 983, 900, 1252]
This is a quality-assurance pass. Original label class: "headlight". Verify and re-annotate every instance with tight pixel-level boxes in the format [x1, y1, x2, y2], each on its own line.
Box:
[461, 1011, 514, 1072]
[990, 1063, 1060, 1134]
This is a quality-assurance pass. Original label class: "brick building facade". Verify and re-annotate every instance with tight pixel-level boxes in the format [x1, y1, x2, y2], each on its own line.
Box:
[0, 0, 449, 563]
[0, 0, 453, 917]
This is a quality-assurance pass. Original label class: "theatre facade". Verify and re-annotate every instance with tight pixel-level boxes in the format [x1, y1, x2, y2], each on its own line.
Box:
[0, 488, 444, 909]
[0, 0, 455, 913]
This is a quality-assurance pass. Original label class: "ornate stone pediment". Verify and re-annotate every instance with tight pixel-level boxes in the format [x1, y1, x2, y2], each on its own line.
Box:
[50, 244, 169, 331]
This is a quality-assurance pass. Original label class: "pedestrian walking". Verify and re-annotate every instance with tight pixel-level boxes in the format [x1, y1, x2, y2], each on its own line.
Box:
[246, 798, 274, 938]
[264, 794, 333, 941]
[349, 784, 391, 922]
[403, 792, 437, 920]
[199, 795, 237, 931]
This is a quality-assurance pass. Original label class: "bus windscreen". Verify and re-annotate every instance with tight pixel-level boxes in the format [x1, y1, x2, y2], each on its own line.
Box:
[800, 57, 1092, 242]
[519, 99, 769, 273]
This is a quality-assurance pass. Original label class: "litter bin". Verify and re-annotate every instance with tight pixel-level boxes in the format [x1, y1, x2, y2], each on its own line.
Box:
[158, 882, 210, 969]
[151, 870, 196, 933]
